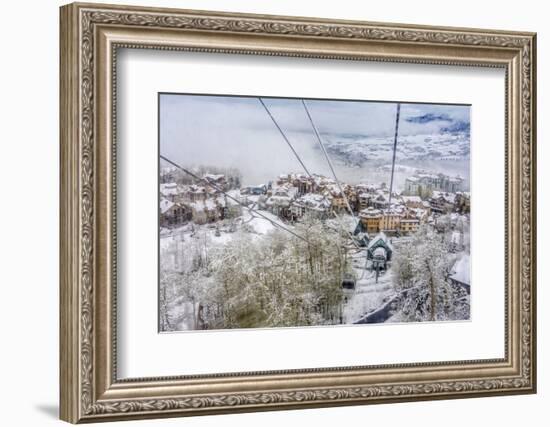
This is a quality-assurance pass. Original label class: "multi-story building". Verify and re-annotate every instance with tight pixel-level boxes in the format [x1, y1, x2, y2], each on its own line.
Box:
[357, 192, 373, 211]
[380, 210, 401, 232]
[183, 185, 207, 203]
[359, 207, 383, 233]
[290, 193, 331, 220]
[429, 191, 457, 214]
[241, 184, 267, 195]
[159, 182, 179, 202]
[265, 186, 296, 219]
[292, 175, 315, 195]
[343, 185, 358, 212]
[160, 198, 191, 227]
[399, 210, 420, 233]
[404, 171, 464, 195]
[373, 193, 391, 209]
[455, 191, 471, 214]
[324, 185, 347, 213]
[401, 195, 424, 209]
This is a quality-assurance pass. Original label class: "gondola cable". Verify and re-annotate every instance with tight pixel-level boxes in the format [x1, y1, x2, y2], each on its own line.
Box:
[301, 100, 361, 229]
[259, 97, 361, 252]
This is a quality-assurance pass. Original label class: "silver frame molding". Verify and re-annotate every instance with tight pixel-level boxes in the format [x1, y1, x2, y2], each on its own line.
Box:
[60, 2, 537, 423]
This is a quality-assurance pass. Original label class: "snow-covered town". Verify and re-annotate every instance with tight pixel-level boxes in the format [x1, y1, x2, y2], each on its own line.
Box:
[159, 166, 470, 331]
[159, 95, 471, 331]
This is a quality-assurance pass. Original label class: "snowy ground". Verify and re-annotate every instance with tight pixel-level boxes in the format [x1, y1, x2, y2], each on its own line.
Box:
[342, 268, 395, 323]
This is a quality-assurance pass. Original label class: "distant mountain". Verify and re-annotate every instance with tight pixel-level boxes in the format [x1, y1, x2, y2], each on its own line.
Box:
[404, 113, 452, 124]
[318, 132, 470, 168]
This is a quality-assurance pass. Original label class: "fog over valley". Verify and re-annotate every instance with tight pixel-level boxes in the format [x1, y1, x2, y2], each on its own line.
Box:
[160, 94, 471, 191]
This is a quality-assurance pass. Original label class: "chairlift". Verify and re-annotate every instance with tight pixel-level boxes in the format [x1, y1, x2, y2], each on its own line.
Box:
[341, 272, 356, 290]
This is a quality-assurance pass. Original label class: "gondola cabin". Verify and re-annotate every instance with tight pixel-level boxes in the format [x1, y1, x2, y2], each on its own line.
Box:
[341, 273, 356, 290]
[372, 247, 387, 271]
[367, 232, 394, 271]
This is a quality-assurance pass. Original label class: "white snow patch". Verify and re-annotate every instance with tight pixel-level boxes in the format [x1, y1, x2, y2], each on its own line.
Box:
[450, 254, 470, 285]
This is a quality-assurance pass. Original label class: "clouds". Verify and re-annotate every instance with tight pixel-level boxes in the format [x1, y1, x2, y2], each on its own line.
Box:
[159, 94, 323, 184]
[159, 93, 470, 185]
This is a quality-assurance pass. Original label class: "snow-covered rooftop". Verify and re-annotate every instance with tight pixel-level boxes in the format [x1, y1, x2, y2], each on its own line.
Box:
[402, 195, 422, 203]
[360, 207, 382, 218]
[160, 198, 175, 214]
[203, 173, 225, 181]
[368, 232, 393, 251]
[432, 191, 456, 204]
[296, 193, 331, 210]
[450, 254, 470, 285]
[160, 182, 179, 197]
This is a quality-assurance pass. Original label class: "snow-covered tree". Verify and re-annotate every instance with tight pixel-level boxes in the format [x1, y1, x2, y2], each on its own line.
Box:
[392, 225, 469, 321]
[198, 217, 348, 329]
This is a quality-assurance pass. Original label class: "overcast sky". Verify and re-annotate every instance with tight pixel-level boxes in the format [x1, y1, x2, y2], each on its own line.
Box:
[160, 94, 470, 185]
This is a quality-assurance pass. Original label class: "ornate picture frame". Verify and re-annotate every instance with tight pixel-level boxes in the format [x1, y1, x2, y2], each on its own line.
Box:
[60, 2, 536, 423]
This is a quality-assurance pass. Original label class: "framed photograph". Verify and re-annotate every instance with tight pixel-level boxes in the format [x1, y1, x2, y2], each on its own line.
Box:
[60, 2, 537, 423]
